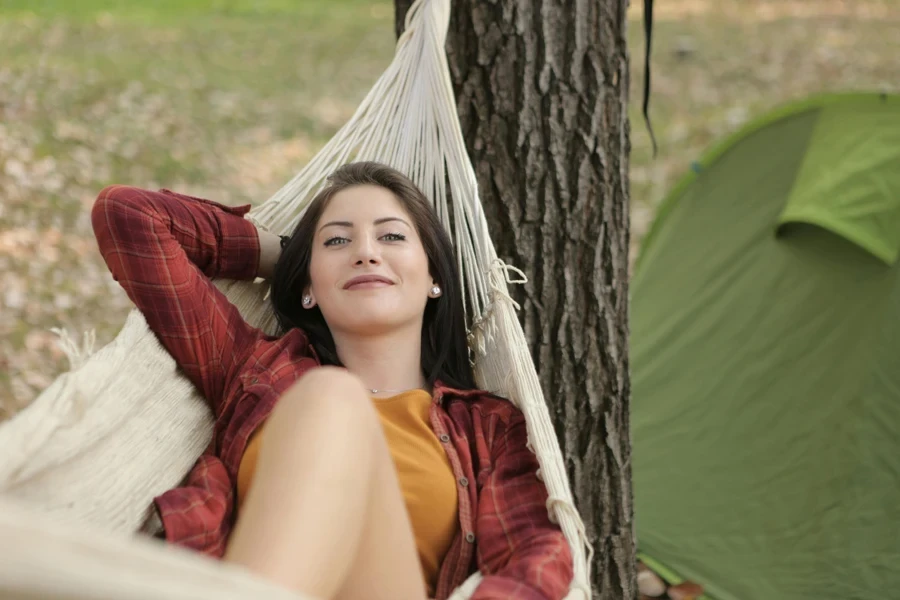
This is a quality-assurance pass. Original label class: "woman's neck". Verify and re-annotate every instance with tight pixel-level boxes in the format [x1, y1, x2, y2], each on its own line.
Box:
[332, 326, 427, 395]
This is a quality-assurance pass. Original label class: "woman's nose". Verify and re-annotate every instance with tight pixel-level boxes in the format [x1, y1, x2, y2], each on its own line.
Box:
[353, 235, 381, 265]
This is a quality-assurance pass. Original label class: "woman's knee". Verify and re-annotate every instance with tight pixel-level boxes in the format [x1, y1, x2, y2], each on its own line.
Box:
[292, 366, 367, 395]
[272, 367, 377, 432]
[287, 367, 372, 409]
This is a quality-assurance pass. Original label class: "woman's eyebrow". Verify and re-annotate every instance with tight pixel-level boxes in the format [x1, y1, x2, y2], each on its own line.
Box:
[374, 217, 411, 227]
[318, 220, 352, 233]
[318, 217, 410, 233]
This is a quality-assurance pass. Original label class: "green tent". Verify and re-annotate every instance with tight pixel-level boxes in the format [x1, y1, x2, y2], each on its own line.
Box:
[631, 93, 900, 600]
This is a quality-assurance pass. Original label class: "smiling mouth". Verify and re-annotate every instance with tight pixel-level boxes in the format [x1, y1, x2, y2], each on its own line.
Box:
[344, 277, 394, 290]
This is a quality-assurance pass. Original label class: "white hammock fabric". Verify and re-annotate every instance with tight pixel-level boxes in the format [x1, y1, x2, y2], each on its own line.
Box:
[0, 0, 592, 598]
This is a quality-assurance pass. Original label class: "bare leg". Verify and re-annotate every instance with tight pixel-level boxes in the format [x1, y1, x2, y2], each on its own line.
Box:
[224, 367, 427, 600]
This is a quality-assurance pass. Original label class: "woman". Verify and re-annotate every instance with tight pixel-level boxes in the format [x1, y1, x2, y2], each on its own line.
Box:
[91, 162, 573, 600]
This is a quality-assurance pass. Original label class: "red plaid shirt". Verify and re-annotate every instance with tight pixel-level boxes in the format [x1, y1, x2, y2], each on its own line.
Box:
[91, 185, 573, 600]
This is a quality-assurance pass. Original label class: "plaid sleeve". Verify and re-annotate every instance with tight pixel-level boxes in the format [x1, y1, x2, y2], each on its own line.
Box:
[154, 452, 235, 557]
[471, 411, 574, 600]
[91, 185, 263, 412]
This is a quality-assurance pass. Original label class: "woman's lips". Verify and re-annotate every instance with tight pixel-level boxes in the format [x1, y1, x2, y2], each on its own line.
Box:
[343, 275, 394, 290]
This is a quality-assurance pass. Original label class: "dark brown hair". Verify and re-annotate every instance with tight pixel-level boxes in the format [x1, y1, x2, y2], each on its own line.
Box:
[270, 161, 475, 390]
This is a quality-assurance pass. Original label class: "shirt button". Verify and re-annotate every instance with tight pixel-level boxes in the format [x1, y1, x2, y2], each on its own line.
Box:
[439, 434, 450, 443]
[465, 532, 475, 543]
[458, 477, 469, 487]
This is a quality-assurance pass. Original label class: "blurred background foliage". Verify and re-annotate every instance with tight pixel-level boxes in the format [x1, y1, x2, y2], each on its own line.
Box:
[1, 0, 898, 416]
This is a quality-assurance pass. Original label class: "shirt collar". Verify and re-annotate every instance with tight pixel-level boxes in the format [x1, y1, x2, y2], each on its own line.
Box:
[432, 379, 495, 404]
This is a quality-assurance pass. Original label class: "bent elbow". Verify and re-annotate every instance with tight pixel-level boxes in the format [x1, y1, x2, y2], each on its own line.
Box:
[91, 185, 122, 237]
[91, 184, 150, 242]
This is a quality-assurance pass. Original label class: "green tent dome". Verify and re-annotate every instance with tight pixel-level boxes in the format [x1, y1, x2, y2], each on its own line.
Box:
[632, 93, 900, 600]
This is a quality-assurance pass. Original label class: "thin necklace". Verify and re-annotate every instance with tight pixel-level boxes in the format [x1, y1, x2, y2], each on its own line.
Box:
[370, 387, 416, 395]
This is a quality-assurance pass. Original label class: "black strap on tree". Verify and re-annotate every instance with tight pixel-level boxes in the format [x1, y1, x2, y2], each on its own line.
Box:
[642, 0, 657, 156]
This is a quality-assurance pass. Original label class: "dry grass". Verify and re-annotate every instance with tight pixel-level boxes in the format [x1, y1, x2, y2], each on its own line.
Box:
[1, 0, 898, 416]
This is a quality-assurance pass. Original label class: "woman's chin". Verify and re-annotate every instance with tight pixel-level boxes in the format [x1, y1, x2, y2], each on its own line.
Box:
[337, 310, 418, 336]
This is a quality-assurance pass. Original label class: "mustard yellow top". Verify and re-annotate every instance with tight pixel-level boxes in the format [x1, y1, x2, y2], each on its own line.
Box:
[237, 389, 459, 596]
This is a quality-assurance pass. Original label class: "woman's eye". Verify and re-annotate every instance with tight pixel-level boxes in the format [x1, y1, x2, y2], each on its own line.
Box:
[382, 232, 406, 242]
[324, 236, 349, 247]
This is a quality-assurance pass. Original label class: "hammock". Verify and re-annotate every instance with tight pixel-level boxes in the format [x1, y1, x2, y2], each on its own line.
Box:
[0, 0, 592, 598]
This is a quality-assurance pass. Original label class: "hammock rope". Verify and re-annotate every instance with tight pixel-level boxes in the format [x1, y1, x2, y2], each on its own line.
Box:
[0, 0, 593, 598]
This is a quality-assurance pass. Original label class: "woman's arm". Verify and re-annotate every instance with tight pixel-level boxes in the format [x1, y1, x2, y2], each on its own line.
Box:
[256, 228, 282, 280]
[471, 410, 574, 600]
[91, 186, 277, 412]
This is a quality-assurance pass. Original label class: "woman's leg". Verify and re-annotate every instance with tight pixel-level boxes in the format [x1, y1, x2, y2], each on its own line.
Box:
[224, 367, 426, 600]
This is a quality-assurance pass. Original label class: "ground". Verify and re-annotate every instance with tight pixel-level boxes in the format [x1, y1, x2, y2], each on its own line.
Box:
[1, 0, 897, 417]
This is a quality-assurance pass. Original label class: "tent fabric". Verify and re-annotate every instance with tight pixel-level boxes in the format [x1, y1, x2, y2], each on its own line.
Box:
[631, 93, 900, 600]
[776, 101, 900, 265]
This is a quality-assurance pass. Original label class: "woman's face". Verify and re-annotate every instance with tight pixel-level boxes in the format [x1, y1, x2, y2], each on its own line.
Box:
[305, 184, 437, 337]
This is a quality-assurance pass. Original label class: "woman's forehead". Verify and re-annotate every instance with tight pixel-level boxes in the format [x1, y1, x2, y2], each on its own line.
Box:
[321, 184, 410, 222]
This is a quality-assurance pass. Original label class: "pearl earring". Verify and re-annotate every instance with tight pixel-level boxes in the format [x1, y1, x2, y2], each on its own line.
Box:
[302, 295, 312, 307]
[431, 285, 442, 297]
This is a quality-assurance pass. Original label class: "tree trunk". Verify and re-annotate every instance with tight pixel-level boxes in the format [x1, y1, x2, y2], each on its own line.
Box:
[396, 1, 635, 599]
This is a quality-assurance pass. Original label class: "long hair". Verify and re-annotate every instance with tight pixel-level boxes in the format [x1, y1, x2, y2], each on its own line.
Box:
[270, 162, 476, 391]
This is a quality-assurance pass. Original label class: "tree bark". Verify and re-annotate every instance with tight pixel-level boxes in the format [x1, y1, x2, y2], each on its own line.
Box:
[396, 2, 635, 599]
